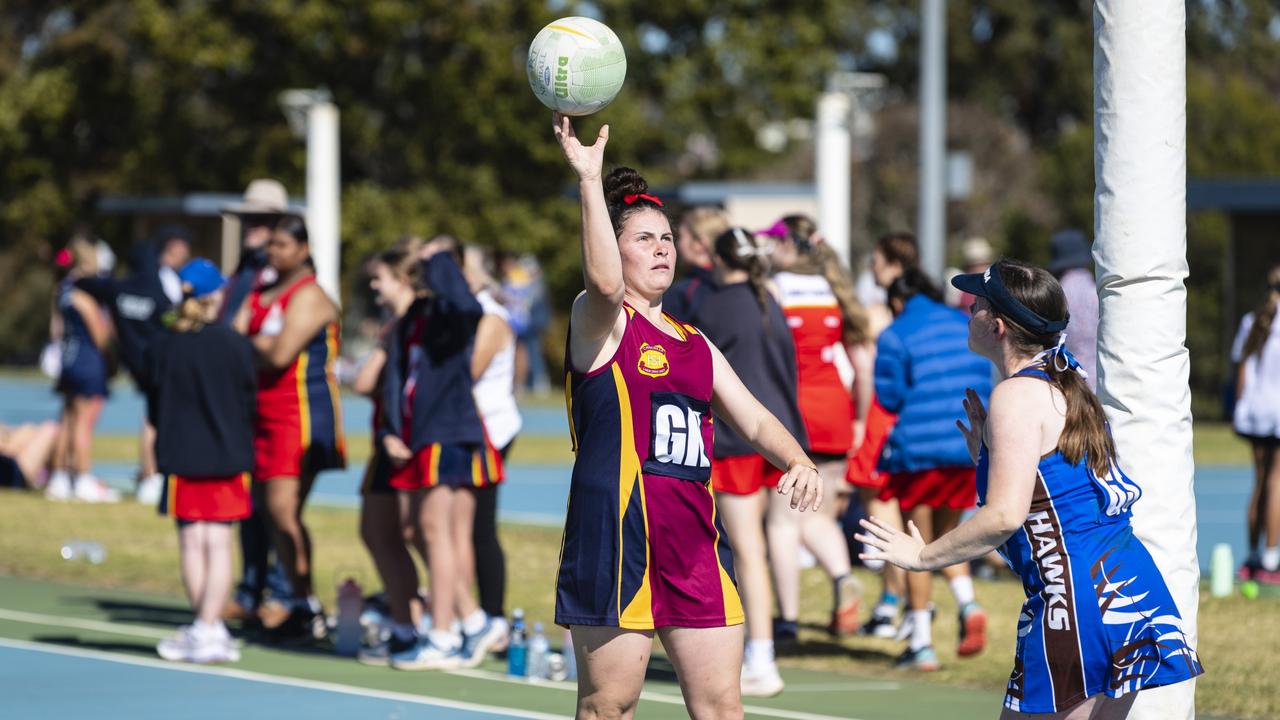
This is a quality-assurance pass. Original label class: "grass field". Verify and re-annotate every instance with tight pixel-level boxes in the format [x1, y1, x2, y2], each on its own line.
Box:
[0, 490, 1275, 719]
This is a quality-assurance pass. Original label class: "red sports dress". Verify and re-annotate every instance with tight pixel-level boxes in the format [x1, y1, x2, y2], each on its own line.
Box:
[247, 275, 346, 480]
[773, 271, 854, 455]
[555, 305, 743, 629]
[160, 473, 252, 522]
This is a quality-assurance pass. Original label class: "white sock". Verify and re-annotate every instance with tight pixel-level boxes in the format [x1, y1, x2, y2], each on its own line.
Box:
[949, 575, 975, 606]
[428, 628, 461, 651]
[909, 609, 933, 651]
[391, 622, 417, 642]
[745, 639, 775, 669]
[1263, 546, 1280, 572]
[462, 608, 487, 636]
[73, 472, 96, 487]
[51, 469, 70, 485]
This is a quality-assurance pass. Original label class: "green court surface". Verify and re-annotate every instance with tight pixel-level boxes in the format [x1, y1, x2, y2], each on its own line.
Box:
[0, 575, 1007, 719]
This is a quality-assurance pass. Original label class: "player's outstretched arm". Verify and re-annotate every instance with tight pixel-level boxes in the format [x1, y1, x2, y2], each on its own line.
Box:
[707, 340, 822, 512]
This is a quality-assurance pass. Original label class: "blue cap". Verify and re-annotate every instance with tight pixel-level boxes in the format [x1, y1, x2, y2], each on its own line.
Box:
[178, 258, 226, 298]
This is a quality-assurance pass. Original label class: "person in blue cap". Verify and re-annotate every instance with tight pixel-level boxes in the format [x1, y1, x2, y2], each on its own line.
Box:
[858, 258, 1202, 717]
[147, 258, 257, 664]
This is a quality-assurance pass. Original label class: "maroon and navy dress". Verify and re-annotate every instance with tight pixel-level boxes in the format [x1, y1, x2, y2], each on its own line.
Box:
[556, 304, 743, 630]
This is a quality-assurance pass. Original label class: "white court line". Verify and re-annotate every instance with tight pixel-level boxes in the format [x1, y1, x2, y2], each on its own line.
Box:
[0, 608, 870, 720]
[0, 637, 561, 720]
[778, 682, 902, 693]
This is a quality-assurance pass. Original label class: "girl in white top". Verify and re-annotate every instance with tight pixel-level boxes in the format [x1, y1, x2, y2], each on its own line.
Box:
[463, 244, 522, 637]
[1232, 265, 1280, 581]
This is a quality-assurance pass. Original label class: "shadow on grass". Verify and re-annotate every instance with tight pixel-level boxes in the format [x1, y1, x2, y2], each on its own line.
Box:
[34, 634, 155, 656]
[778, 633, 899, 663]
[67, 597, 191, 628]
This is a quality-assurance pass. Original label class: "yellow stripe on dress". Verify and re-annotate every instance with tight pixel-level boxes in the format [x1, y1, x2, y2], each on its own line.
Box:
[166, 474, 177, 516]
[296, 351, 312, 452]
[324, 324, 346, 455]
[471, 450, 484, 487]
[611, 363, 654, 630]
[708, 486, 745, 625]
[428, 443, 442, 487]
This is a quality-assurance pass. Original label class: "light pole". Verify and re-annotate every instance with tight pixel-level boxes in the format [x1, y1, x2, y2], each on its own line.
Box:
[918, 0, 946, 281]
[280, 89, 341, 304]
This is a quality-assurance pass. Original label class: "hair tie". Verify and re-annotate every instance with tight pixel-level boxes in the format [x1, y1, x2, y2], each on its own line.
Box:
[623, 193, 663, 207]
[1035, 333, 1088, 380]
[55, 248, 73, 268]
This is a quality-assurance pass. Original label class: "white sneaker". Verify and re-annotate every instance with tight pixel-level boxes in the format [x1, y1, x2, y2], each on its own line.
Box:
[45, 471, 73, 501]
[136, 474, 164, 505]
[190, 624, 240, 664]
[741, 661, 785, 697]
[73, 475, 120, 503]
[157, 625, 197, 662]
[390, 635, 463, 671]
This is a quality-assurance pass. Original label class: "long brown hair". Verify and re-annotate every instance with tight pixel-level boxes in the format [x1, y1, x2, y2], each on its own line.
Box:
[782, 215, 870, 345]
[1241, 265, 1280, 361]
[714, 227, 772, 328]
[995, 259, 1117, 477]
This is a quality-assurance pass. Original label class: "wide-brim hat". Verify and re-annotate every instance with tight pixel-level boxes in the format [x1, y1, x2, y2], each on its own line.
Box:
[223, 178, 289, 215]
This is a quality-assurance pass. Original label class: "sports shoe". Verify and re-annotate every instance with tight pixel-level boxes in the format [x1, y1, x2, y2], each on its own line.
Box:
[895, 645, 941, 672]
[772, 618, 798, 648]
[828, 574, 862, 636]
[487, 616, 510, 654]
[156, 625, 197, 662]
[190, 623, 240, 664]
[956, 602, 987, 657]
[45, 471, 73, 501]
[459, 616, 506, 668]
[358, 633, 417, 666]
[1255, 567, 1280, 585]
[136, 473, 164, 505]
[858, 613, 899, 639]
[740, 661, 785, 697]
[264, 606, 327, 645]
[390, 636, 463, 671]
[73, 475, 120, 503]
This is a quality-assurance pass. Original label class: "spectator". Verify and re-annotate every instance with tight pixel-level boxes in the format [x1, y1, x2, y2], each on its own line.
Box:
[46, 234, 118, 503]
[948, 237, 993, 311]
[0, 422, 59, 490]
[1232, 265, 1280, 583]
[496, 252, 551, 395]
[76, 225, 192, 504]
[875, 268, 992, 670]
[1048, 229, 1098, 391]
[218, 179, 294, 629]
[663, 206, 729, 321]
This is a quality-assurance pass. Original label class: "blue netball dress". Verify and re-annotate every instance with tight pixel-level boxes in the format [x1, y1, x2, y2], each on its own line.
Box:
[57, 278, 109, 398]
[977, 367, 1202, 713]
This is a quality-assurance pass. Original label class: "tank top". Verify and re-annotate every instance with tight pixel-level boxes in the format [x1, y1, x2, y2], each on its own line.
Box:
[773, 271, 853, 454]
[247, 274, 343, 437]
[474, 290, 522, 449]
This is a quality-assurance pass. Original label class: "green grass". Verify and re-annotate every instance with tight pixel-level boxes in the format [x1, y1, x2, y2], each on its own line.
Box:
[1194, 422, 1252, 465]
[0, 490, 1274, 719]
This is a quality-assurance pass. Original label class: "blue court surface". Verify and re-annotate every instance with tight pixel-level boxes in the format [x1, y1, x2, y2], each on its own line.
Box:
[0, 640, 556, 719]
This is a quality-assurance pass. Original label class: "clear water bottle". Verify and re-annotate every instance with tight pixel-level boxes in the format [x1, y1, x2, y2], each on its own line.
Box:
[528, 622, 550, 681]
[59, 540, 106, 565]
[563, 627, 577, 680]
[506, 608, 527, 677]
[334, 578, 363, 656]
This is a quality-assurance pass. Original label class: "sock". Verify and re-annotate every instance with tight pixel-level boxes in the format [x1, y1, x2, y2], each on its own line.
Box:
[51, 469, 70, 484]
[874, 592, 899, 620]
[462, 608, 487, 636]
[1263, 546, 1280, 572]
[428, 628, 461, 651]
[745, 639, 775, 670]
[391, 622, 417, 643]
[73, 472, 95, 487]
[909, 609, 933, 651]
[949, 575, 976, 606]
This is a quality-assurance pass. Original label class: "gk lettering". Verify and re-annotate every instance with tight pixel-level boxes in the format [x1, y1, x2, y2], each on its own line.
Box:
[652, 405, 709, 469]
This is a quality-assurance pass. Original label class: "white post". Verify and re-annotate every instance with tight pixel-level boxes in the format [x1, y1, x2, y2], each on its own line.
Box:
[917, 0, 946, 281]
[816, 91, 852, 267]
[307, 102, 341, 304]
[1094, 2, 1196, 718]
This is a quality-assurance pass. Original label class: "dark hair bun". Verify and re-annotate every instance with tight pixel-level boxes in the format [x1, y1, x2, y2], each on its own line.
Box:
[603, 166, 649, 208]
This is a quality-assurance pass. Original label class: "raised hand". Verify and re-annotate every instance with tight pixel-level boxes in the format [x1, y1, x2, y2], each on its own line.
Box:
[956, 387, 987, 464]
[856, 516, 927, 571]
[552, 111, 608, 182]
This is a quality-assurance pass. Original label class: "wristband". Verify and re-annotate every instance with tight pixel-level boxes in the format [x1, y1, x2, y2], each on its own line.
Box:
[787, 457, 818, 473]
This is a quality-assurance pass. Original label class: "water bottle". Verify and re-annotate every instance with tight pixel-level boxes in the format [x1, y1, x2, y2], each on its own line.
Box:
[60, 540, 106, 565]
[528, 622, 550, 681]
[334, 578, 364, 656]
[506, 609, 527, 677]
[1210, 543, 1234, 598]
[563, 627, 577, 681]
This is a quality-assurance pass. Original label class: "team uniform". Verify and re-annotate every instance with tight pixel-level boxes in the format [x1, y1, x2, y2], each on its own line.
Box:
[247, 275, 346, 480]
[56, 278, 109, 398]
[556, 305, 742, 629]
[773, 272, 853, 457]
[691, 282, 807, 495]
[979, 366, 1203, 713]
[845, 398, 895, 490]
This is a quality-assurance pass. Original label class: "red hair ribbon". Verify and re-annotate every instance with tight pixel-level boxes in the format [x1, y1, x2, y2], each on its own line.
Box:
[55, 248, 73, 268]
[623, 193, 663, 207]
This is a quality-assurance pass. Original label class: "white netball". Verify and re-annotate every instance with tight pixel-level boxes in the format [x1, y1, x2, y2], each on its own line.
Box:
[526, 17, 627, 116]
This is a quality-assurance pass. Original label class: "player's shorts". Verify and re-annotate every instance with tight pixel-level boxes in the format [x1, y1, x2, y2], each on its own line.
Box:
[878, 466, 976, 512]
[389, 440, 504, 492]
[710, 454, 782, 496]
[846, 400, 896, 490]
[159, 473, 252, 522]
[253, 412, 345, 480]
[360, 448, 395, 496]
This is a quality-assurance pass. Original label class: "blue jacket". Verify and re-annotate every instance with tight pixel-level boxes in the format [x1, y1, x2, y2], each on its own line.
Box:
[379, 254, 487, 450]
[875, 295, 992, 472]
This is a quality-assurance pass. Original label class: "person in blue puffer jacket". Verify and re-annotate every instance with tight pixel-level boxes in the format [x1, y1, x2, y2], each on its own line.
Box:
[874, 268, 992, 671]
